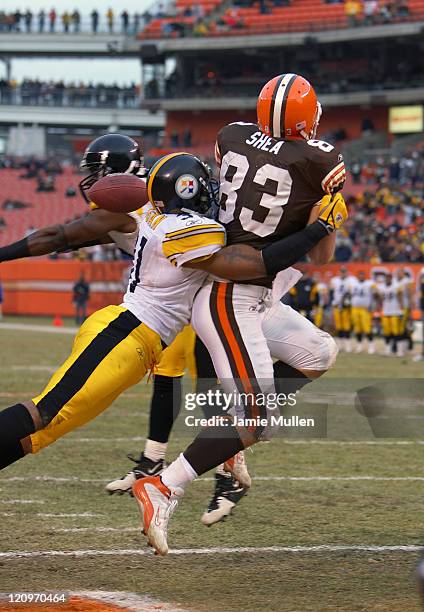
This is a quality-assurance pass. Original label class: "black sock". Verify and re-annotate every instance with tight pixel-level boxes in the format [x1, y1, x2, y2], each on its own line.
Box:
[367, 333, 374, 342]
[148, 375, 182, 444]
[183, 424, 244, 476]
[0, 403, 35, 469]
[356, 333, 363, 343]
[273, 361, 312, 395]
[194, 336, 216, 380]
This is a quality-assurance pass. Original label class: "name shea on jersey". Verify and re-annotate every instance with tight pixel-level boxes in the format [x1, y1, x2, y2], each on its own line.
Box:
[245, 131, 284, 155]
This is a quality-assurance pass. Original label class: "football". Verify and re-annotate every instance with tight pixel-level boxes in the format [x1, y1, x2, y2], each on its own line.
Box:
[87, 173, 148, 213]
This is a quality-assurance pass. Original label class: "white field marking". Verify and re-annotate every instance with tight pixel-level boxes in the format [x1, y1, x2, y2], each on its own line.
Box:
[2, 475, 424, 484]
[0, 322, 78, 334]
[72, 591, 186, 611]
[282, 439, 424, 446]
[9, 365, 59, 372]
[56, 527, 140, 533]
[36, 512, 104, 518]
[33, 437, 424, 445]
[62, 436, 146, 443]
[0, 499, 44, 504]
[0, 545, 423, 560]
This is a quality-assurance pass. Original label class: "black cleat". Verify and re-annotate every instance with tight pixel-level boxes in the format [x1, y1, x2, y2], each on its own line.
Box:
[201, 473, 247, 526]
[105, 453, 166, 495]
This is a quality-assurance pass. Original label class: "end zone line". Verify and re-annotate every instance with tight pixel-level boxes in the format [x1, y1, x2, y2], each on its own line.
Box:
[0, 545, 423, 559]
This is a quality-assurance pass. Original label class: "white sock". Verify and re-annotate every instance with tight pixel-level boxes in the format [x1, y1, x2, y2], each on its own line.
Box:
[144, 439, 167, 462]
[161, 453, 198, 490]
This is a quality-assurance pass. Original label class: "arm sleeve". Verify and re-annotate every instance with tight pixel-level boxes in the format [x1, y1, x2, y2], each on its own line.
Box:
[261, 220, 328, 277]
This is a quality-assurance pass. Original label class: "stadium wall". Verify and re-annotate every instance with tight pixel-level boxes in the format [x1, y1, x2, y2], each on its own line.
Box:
[165, 106, 389, 145]
[0, 260, 422, 317]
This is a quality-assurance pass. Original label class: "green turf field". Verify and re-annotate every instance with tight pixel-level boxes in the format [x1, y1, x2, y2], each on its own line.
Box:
[0, 321, 423, 611]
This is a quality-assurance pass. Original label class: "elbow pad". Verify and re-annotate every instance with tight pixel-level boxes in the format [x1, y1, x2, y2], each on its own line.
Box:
[261, 221, 328, 277]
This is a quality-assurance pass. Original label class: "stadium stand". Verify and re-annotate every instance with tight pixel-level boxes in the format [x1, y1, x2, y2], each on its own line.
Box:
[0, 165, 85, 245]
[138, 0, 424, 38]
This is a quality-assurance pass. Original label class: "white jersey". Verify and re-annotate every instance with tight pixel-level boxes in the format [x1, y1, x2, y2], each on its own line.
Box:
[330, 276, 354, 307]
[108, 210, 142, 256]
[380, 282, 403, 316]
[396, 276, 412, 309]
[351, 279, 376, 309]
[122, 204, 226, 346]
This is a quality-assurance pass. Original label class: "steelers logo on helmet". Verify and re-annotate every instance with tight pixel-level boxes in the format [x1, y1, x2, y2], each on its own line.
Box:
[175, 174, 199, 200]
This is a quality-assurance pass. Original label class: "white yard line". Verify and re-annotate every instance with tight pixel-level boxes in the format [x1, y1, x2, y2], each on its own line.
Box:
[57, 527, 140, 533]
[36, 512, 104, 518]
[0, 545, 422, 560]
[72, 591, 185, 611]
[0, 499, 44, 504]
[0, 322, 78, 334]
[1, 474, 424, 484]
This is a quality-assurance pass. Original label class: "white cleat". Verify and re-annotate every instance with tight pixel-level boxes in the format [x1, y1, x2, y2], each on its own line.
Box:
[132, 476, 183, 556]
[368, 343, 375, 355]
[223, 450, 251, 489]
[355, 344, 363, 353]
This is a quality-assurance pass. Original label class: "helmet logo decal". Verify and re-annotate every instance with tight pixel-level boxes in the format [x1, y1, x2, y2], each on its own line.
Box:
[175, 174, 199, 199]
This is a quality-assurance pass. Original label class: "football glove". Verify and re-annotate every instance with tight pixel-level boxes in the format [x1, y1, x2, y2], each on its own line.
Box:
[317, 193, 348, 233]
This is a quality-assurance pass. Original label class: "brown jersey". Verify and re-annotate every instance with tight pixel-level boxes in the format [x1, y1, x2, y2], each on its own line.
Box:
[216, 122, 345, 253]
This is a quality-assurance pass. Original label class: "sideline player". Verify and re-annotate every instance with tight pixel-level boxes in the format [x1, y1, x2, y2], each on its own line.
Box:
[132, 73, 347, 553]
[378, 272, 404, 356]
[312, 271, 329, 328]
[0, 152, 348, 472]
[395, 268, 414, 355]
[350, 271, 378, 354]
[330, 266, 354, 352]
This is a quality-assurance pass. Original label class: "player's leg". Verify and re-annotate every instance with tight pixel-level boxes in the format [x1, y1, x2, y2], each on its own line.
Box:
[333, 307, 344, 349]
[262, 301, 338, 393]
[133, 282, 276, 553]
[363, 309, 375, 354]
[314, 305, 324, 329]
[351, 307, 363, 352]
[342, 308, 352, 353]
[0, 306, 162, 470]
[193, 333, 249, 524]
[393, 316, 404, 357]
[381, 316, 392, 355]
[105, 326, 195, 494]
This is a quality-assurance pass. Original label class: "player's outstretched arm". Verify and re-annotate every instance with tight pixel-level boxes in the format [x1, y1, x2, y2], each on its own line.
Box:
[0, 209, 135, 262]
[187, 221, 333, 280]
[187, 194, 347, 280]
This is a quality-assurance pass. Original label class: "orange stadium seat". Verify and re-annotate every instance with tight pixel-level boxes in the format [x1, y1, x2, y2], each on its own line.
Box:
[137, 0, 424, 38]
[0, 167, 86, 246]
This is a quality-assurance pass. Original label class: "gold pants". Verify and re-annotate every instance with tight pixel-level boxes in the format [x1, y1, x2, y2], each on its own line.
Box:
[30, 305, 162, 453]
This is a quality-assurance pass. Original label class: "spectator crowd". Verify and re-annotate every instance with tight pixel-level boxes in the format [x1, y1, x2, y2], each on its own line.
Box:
[337, 151, 424, 264]
[0, 8, 149, 34]
[0, 79, 141, 109]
